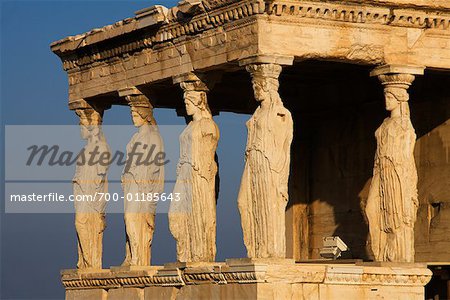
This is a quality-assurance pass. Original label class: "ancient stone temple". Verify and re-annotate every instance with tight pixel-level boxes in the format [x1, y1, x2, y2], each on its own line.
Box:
[51, 0, 450, 299]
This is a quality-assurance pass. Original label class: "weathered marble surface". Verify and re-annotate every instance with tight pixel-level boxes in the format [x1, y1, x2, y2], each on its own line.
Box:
[169, 79, 220, 262]
[122, 102, 164, 267]
[73, 107, 110, 270]
[366, 72, 419, 263]
[61, 261, 432, 300]
[238, 63, 293, 259]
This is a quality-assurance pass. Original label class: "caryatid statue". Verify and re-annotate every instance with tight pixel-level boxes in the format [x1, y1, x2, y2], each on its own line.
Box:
[238, 63, 293, 259]
[73, 105, 111, 270]
[169, 79, 220, 262]
[365, 73, 419, 263]
[121, 95, 164, 266]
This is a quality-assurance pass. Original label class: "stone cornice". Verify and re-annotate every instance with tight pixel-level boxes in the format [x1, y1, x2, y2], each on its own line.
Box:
[351, 0, 450, 11]
[54, 1, 262, 71]
[61, 262, 433, 290]
[51, 0, 263, 57]
[266, 1, 450, 29]
[51, 0, 450, 72]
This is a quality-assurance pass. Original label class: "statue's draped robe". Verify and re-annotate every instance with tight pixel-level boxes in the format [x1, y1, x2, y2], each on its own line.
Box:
[169, 118, 219, 262]
[366, 116, 418, 262]
[238, 103, 293, 258]
[122, 125, 164, 266]
[73, 137, 110, 269]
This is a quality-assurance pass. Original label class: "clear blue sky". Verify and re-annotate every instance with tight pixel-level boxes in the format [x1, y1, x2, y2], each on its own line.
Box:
[1, 1, 249, 298]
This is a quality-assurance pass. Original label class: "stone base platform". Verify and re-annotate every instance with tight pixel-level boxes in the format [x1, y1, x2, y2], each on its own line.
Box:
[61, 259, 432, 299]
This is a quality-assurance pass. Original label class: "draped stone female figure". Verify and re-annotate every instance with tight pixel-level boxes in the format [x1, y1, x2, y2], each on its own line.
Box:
[122, 106, 164, 266]
[169, 85, 219, 262]
[366, 74, 419, 263]
[73, 109, 110, 269]
[238, 64, 293, 258]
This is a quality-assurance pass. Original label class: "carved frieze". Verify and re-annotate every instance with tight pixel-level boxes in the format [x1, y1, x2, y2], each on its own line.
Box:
[61, 263, 432, 290]
[267, 1, 450, 29]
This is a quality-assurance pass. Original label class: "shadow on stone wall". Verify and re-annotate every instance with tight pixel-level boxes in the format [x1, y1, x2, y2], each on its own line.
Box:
[411, 71, 450, 262]
[284, 61, 450, 262]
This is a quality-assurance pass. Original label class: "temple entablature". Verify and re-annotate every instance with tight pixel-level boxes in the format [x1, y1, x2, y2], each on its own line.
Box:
[51, 0, 450, 105]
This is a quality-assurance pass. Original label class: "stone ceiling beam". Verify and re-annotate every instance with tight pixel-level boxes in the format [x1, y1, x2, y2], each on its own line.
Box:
[370, 64, 426, 77]
[239, 54, 294, 67]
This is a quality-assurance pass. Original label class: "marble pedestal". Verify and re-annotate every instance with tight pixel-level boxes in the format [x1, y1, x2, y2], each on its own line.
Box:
[61, 259, 432, 299]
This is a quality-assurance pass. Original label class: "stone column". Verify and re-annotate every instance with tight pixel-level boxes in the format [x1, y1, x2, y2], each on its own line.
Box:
[70, 99, 111, 270]
[118, 87, 164, 267]
[238, 56, 294, 259]
[168, 73, 220, 262]
[366, 65, 424, 263]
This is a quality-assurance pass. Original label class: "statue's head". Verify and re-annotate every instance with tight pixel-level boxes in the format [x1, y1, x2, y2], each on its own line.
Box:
[379, 73, 414, 117]
[384, 87, 409, 112]
[251, 77, 268, 102]
[180, 81, 212, 119]
[184, 90, 208, 116]
[75, 108, 103, 140]
[131, 106, 155, 127]
[246, 64, 282, 103]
